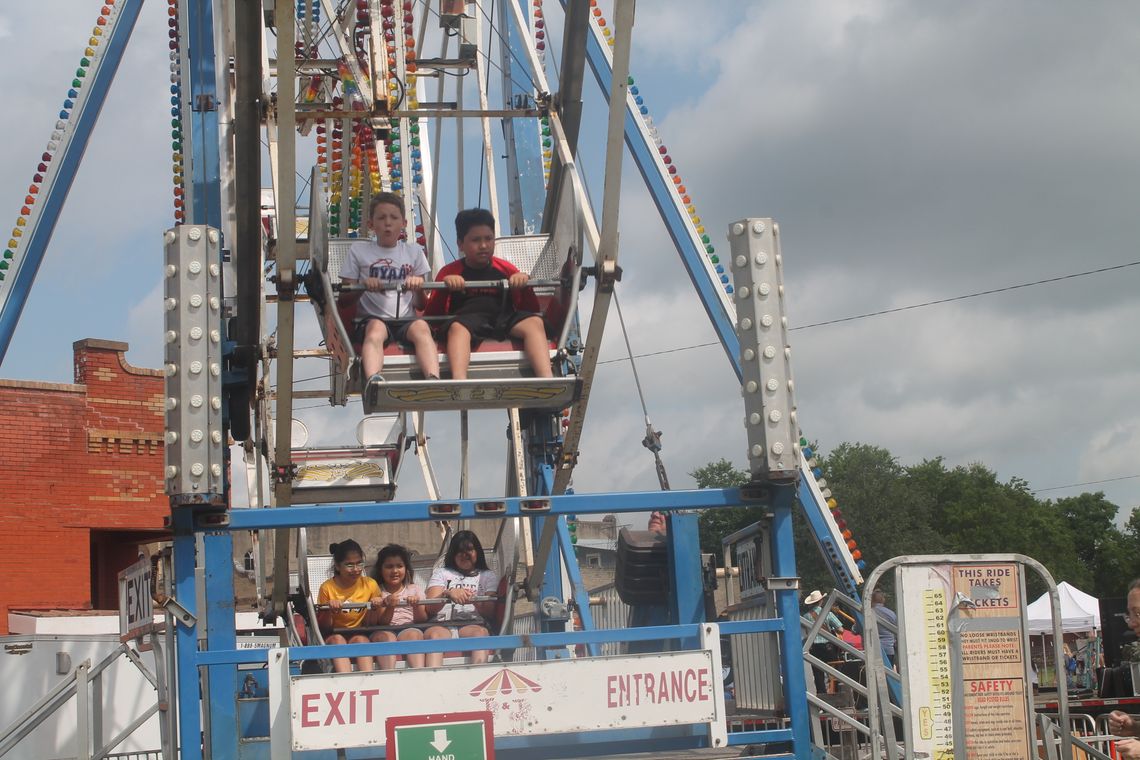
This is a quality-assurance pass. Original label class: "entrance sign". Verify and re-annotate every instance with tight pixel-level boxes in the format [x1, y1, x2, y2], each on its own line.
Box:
[898, 561, 1032, 760]
[118, 556, 154, 641]
[269, 627, 726, 753]
[386, 712, 493, 760]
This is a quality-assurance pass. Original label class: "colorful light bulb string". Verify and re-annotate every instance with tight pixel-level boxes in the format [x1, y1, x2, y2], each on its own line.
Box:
[1, 2, 123, 284]
[531, 0, 552, 185]
[168, 0, 185, 224]
[587, 1, 727, 296]
[801, 438, 866, 574]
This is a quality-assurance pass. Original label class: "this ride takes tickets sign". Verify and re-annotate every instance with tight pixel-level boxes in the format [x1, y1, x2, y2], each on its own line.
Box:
[282, 650, 722, 751]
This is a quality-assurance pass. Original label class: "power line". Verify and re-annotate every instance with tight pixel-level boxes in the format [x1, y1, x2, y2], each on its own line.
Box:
[793, 260, 1140, 331]
[1032, 474, 1140, 494]
[596, 259, 1140, 366]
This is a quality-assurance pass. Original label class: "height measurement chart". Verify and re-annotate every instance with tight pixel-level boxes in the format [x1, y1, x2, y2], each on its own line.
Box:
[899, 568, 954, 760]
[921, 588, 952, 759]
[898, 563, 1033, 760]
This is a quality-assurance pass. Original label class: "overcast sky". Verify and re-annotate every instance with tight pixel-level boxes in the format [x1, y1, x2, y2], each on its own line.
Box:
[1, 2, 1138, 528]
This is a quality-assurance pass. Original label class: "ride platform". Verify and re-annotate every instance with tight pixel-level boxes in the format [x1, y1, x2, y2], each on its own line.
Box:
[363, 375, 582, 414]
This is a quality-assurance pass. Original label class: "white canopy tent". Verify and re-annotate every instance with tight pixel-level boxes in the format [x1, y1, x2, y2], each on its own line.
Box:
[1026, 581, 1101, 634]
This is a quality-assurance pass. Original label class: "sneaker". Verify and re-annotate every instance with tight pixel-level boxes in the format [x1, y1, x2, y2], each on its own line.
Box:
[368, 373, 385, 386]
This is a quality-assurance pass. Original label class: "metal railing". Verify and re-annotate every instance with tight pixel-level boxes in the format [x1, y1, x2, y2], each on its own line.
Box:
[511, 583, 631, 661]
[0, 641, 164, 760]
[798, 588, 904, 759]
[1037, 712, 1116, 759]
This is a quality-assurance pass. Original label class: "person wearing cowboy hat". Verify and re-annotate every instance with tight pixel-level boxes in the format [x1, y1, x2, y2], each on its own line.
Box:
[803, 590, 844, 692]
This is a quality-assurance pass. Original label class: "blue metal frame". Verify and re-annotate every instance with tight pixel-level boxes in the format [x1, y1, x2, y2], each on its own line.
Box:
[0, 0, 145, 364]
[499, 1, 548, 233]
[223, 487, 749, 530]
[171, 511, 203, 760]
[184, 0, 222, 228]
[667, 512, 704, 637]
[769, 484, 812, 755]
[796, 476, 860, 598]
[204, 531, 238, 758]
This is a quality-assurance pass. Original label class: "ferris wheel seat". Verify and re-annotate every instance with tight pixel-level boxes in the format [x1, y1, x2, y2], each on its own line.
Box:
[310, 229, 578, 406]
[363, 375, 581, 414]
[289, 444, 401, 504]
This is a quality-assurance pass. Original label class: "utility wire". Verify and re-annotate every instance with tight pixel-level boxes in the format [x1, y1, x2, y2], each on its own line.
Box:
[596, 259, 1140, 366]
[793, 260, 1140, 331]
[1032, 474, 1140, 494]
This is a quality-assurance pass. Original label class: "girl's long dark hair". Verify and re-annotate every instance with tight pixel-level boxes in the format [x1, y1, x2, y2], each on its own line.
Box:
[444, 530, 489, 575]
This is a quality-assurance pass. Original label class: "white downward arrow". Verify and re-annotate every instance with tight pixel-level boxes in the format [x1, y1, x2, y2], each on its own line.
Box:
[430, 729, 451, 753]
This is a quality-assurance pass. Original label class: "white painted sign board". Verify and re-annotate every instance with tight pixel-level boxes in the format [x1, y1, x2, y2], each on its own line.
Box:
[268, 626, 727, 753]
[118, 557, 154, 642]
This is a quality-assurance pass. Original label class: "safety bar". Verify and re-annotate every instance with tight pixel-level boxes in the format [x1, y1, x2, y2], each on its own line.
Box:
[336, 278, 564, 292]
[316, 595, 497, 610]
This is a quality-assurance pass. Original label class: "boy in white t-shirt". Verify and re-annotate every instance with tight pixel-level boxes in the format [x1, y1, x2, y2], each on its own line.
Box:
[337, 192, 440, 383]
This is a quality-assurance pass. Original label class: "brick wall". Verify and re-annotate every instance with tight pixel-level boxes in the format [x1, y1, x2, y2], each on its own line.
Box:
[0, 339, 168, 633]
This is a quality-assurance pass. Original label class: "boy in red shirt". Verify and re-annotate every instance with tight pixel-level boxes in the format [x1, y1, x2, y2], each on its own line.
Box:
[424, 208, 553, 380]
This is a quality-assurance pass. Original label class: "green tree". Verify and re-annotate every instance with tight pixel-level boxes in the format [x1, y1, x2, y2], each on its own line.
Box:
[689, 457, 829, 592]
[822, 443, 939, 569]
[690, 459, 756, 558]
[1048, 492, 1128, 598]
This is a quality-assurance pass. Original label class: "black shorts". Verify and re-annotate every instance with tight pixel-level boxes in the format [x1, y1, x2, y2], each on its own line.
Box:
[354, 317, 421, 347]
[448, 310, 540, 345]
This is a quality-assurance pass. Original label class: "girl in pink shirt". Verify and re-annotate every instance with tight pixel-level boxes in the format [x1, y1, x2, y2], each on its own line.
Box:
[368, 544, 428, 669]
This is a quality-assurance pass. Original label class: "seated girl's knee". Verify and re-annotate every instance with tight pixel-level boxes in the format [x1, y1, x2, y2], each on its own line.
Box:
[425, 626, 451, 639]
[349, 634, 370, 644]
[371, 630, 396, 642]
[399, 628, 423, 641]
[325, 634, 347, 645]
[460, 625, 488, 638]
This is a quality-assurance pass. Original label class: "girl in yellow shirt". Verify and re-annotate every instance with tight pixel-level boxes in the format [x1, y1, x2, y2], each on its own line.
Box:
[317, 539, 382, 672]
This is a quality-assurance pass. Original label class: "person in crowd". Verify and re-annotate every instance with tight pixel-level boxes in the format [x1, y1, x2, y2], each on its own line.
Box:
[424, 208, 552, 380]
[804, 589, 843, 692]
[424, 531, 500, 666]
[1107, 579, 1140, 758]
[872, 589, 898, 666]
[317, 539, 382, 673]
[368, 544, 428, 669]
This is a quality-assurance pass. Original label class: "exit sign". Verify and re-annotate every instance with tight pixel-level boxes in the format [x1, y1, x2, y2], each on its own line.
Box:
[118, 556, 154, 641]
[386, 712, 494, 760]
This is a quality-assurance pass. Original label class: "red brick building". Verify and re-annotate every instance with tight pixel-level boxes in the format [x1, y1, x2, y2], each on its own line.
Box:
[0, 339, 168, 633]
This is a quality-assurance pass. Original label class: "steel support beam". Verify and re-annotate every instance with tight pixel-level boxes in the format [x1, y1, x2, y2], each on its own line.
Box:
[224, 486, 752, 530]
[0, 0, 145, 364]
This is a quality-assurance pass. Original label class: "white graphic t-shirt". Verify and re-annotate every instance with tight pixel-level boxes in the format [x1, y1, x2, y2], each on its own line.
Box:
[343, 239, 430, 320]
[428, 566, 499, 623]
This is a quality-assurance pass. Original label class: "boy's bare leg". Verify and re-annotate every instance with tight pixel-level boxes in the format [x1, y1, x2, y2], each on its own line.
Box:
[361, 319, 391, 378]
[447, 322, 473, 380]
[510, 316, 552, 378]
[405, 319, 440, 379]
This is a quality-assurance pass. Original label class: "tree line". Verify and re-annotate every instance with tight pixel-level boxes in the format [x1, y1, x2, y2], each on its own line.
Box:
[692, 443, 1137, 601]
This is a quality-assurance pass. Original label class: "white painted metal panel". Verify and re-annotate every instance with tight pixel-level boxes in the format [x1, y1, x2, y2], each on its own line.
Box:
[282, 648, 722, 751]
[0, 635, 161, 757]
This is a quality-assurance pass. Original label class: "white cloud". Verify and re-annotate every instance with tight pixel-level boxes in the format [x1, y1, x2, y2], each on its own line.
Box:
[4, 1, 1139, 523]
